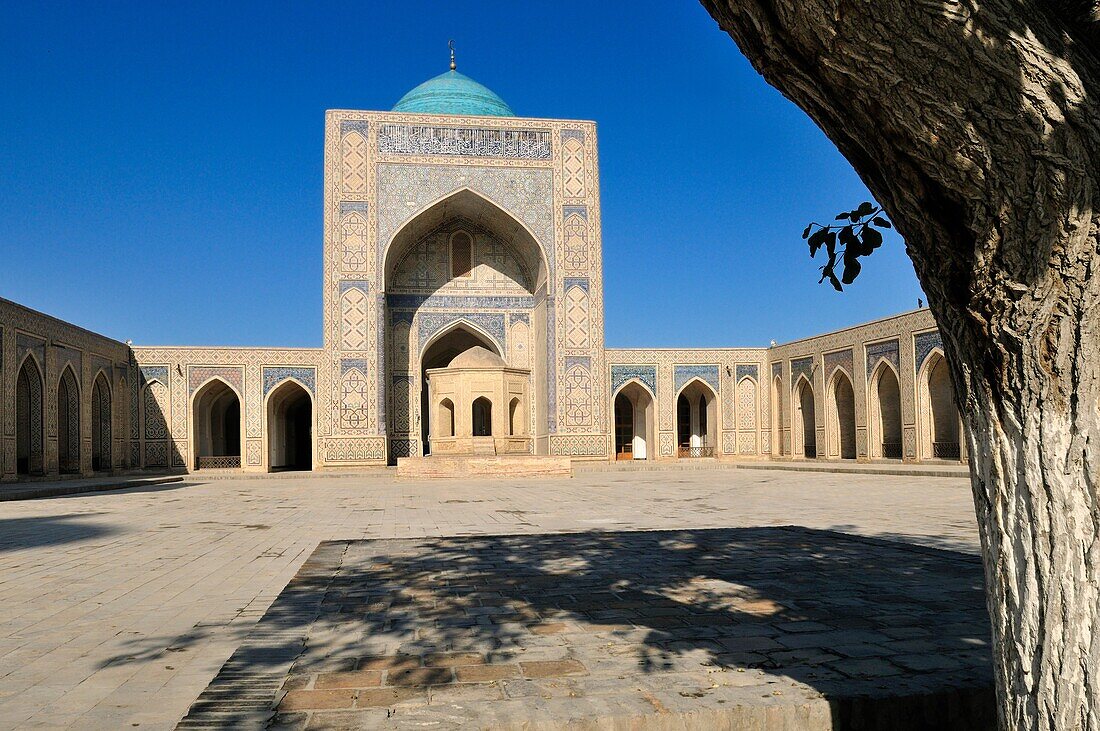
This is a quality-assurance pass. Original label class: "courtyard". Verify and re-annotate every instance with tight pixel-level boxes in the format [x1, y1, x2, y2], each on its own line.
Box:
[0, 468, 984, 730]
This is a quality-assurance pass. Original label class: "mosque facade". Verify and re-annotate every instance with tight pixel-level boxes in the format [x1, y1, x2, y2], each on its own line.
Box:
[0, 67, 966, 480]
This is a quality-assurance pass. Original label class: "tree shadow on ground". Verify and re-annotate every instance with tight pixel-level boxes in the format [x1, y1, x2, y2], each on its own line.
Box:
[0, 513, 119, 551]
[167, 526, 995, 729]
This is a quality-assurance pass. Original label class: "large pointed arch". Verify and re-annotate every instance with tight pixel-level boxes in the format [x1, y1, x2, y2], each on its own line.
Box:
[91, 370, 112, 472]
[825, 366, 857, 460]
[16, 353, 45, 475]
[383, 186, 552, 459]
[56, 364, 81, 474]
[676, 377, 718, 458]
[419, 318, 503, 363]
[917, 348, 962, 461]
[868, 359, 903, 459]
[190, 377, 242, 470]
[382, 187, 551, 291]
[612, 378, 656, 461]
[793, 374, 817, 459]
[264, 377, 314, 472]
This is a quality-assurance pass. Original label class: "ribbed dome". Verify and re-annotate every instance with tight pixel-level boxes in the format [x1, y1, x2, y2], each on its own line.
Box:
[392, 70, 514, 117]
[448, 346, 506, 369]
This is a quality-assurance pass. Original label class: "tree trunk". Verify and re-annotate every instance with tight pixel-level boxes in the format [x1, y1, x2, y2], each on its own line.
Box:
[699, 1, 1100, 728]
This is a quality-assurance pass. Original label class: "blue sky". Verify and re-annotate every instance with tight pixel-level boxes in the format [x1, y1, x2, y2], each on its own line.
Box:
[0, 1, 924, 348]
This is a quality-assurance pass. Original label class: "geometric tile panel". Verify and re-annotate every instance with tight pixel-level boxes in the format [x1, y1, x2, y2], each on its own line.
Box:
[188, 366, 243, 396]
[865, 339, 901, 378]
[674, 365, 720, 395]
[610, 365, 656, 396]
[790, 357, 814, 384]
[262, 367, 316, 397]
[914, 331, 944, 371]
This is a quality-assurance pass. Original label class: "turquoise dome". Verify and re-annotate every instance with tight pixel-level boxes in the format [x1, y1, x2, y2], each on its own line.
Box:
[392, 70, 514, 117]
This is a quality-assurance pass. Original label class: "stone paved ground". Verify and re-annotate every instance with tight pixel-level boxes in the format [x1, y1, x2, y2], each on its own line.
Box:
[184, 529, 993, 730]
[0, 468, 981, 730]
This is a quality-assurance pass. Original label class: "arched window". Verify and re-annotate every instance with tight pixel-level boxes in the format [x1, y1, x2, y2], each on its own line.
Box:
[450, 231, 473, 278]
[870, 363, 902, 459]
[192, 379, 242, 469]
[16, 356, 44, 475]
[472, 397, 492, 437]
[91, 372, 112, 471]
[267, 380, 312, 472]
[57, 366, 80, 474]
[438, 399, 455, 438]
[509, 397, 522, 436]
[795, 378, 817, 459]
[829, 370, 856, 460]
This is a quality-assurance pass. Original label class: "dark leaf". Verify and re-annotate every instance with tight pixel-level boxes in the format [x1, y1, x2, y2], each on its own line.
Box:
[835, 212, 850, 221]
[872, 216, 892, 228]
[861, 227, 883, 251]
[856, 201, 875, 217]
[841, 256, 862, 284]
[808, 228, 828, 257]
[828, 270, 843, 291]
[824, 231, 837, 258]
[838, 225, 858, 253]
[802, 224, 813, 239]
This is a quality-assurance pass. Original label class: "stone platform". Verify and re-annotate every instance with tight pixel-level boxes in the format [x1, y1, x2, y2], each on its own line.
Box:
[177, 527, 993, 730]
[396, 455, 572, 479]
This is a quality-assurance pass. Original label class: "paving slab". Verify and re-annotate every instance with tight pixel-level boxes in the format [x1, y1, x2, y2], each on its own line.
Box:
[0, 468, 978, 730]
[178, 528, 994, 730]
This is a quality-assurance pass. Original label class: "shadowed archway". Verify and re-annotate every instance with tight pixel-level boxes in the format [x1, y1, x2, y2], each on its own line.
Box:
[383, 189, 551, 459]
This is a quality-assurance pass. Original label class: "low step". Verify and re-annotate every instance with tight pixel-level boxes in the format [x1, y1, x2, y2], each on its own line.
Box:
[396, 455, 572, 479]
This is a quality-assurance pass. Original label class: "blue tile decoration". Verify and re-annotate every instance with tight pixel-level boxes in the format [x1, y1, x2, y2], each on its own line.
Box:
[736, 364, 759, 382]
[339, 201, 369, 215]
[914, 331, 944, 371]
[418, 313, 505, 354]
[340, 358, 369, 375]
[390, 309, 415, 325]
[339, 280, 369, 295]
[563, 205, 587, 220]
[611, 365, 656, 395]
[262, 367, 316, 397]
[772, 362, 783, 380]
[563, 277, 589, 293]
[386, 294, 534, 310]
[140, 365, 169, 385]
[508, 312, 530, 325]
[790, 357, 814, 384]
[565, 355, 590, 370]
[674, 365, 720, 394]
[378, 124, 551, 160]
[340, 120, 369, 136]
[561, 129, 585, 143]
[823, 349, 853, 378]
[865, 339, 900, 377]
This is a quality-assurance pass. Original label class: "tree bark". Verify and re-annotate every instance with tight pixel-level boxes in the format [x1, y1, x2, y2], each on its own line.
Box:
[699, 1, 1100, 728]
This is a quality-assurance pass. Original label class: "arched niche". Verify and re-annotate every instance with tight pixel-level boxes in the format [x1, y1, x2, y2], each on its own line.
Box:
[794, 376, 817, 459]
[57, 365, 81, 474]
[918, 351, 962, 460]
[91, 371, 112, 472]
[16, 355, 45, 475]
[384, 189, 551, 457]
[419, 323, 500, 456]
[869, 361, 903, 459]
[266, 380, 313, 472]
[191, 378, 242, 470]
[771, 375, 784, 456]
[676, 378, 717, 458]
[827, 368, 856, 460]
[613, 380, 655, 460]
